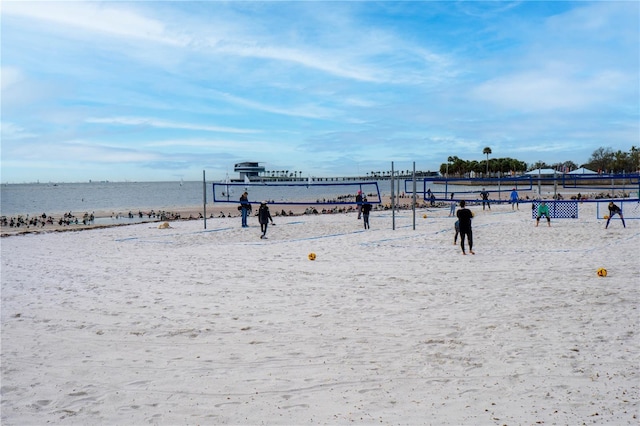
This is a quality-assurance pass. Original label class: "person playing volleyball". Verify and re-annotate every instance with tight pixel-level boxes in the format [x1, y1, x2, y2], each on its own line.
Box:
[456, 200, 474, 255]
[536, 201, 551, 227]
[605, 202, 626, 229]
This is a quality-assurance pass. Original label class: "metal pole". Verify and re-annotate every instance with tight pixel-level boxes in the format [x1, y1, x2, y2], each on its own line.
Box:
[412, 162, 416, 230]
[611, 173, 614, 196]
[445, 162, 449, 199]
[538, 168, 541, 197]
[203, 170, 207, 229]
[391, 161, 395, 230]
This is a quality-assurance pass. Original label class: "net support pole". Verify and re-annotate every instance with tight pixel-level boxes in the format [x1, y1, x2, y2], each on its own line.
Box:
[538, 169, 541, 197]
[391, 161, 396, 230]
[203, 170, 207, 230]
[412, 162, 416, 230]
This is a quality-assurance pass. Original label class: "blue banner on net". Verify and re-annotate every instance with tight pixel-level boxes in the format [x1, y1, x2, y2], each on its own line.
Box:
[531, 200, 579, 219]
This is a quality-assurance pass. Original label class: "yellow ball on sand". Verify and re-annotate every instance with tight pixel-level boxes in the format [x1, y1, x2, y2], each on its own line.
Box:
[308, 252, 316, 261]
[597, 268, 607, 277]
[423, 214, 427, 219]
[604, 215, 609, 219]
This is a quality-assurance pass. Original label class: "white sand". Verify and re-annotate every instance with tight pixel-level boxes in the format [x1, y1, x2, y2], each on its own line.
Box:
[1, 202, 638, 425]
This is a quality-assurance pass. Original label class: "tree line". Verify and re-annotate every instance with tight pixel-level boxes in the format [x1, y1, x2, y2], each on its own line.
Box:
[439, 146, 639, 176]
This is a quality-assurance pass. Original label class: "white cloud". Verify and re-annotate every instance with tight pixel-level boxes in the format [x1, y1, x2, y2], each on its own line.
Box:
[0, 67, 24, 90]
[216, 92, 339, 120]
[0, 122, 37, 140]
[85, 117, 259, 134]
[2, 1, 186, 46]
[472, 66, 631, 112]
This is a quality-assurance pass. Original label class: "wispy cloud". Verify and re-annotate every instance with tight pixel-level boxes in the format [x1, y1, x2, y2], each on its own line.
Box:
[2, 1, 185, 46]
[214, 92, 339, 120]
[86, 117, 260, 134]
[0, 122, 38, 140]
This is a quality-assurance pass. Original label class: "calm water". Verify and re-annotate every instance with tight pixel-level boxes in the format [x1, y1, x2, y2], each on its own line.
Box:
[1, 181, 208, 217]
[0, 180, 393, 217]
[1, 179, 509, 217]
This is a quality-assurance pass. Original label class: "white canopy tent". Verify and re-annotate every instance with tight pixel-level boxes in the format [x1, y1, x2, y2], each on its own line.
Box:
[567, 167, 597, 175]
[525, 168, 560, 176]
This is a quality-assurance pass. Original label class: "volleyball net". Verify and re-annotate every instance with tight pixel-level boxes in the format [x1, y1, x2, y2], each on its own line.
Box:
[406, 174, 639, 203]
[595, 199, 640, 220]
[212, 181, 381, 205]
[406, 176, 534, 202]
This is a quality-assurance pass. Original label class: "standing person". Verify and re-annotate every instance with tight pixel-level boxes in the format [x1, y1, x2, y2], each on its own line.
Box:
[356, 190, 363, 219]
[536, 201, 551, 227]
[605, 202, 626, 228]
[480, 188, 491, 210]
[456, 200, 474, 255]
[361, 197, 372, 229]
[509, 188, 519, 210]
[449, 193, 456, 217]
[453, 220, 460, 245]
[239, 191, 251, 228]
[258, 201, 274, 239]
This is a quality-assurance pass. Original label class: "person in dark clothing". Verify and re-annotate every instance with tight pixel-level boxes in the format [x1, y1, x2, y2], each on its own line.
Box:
[239, 191, 251, 227]
[605, 202, 626, 229]
[453, 220, 460, 244]
[480, 188, 490, 210]
[258, 201, 274, 239]
[456, 200, 474, 255]
[361, 197, 372, 229]
[356, 190, 363, 219]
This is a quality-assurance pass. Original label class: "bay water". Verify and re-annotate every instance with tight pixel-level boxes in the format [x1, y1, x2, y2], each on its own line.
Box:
[1, 179, 499, 218]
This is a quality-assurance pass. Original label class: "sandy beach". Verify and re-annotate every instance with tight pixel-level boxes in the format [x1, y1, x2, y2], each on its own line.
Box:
[1, 201, 638, 425]
[0, 194, 424, 237]
[0, 187, 589, 237]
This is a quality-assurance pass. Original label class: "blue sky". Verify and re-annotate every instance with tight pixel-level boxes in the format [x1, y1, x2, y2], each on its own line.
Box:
[1, 1, 638, 183]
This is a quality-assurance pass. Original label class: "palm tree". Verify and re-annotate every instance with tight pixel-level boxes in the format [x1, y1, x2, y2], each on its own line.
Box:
[447, 156, 455, 176]
[483, 147, 492, 176]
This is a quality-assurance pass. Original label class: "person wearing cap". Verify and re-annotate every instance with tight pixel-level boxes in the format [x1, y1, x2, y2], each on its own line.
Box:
[355, 190, 363, 219]
[509, 188, 519, 210]
[258, 201, 274, 239]
[239, 191, 251, 228]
